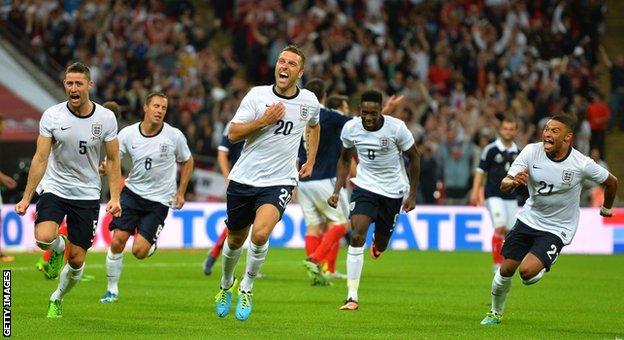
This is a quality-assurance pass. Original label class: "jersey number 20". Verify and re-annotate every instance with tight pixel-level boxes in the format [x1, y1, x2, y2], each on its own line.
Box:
[274, 120, 293, 135]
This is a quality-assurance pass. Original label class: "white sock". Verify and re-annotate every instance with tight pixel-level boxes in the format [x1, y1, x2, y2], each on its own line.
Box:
[240, 241, 269, 292]
[220, 240, 242, 289]
[346, 245, 364, 302]
[50, 263, 84, 301]
[491, 268, 512, 315]
[51, 236, 66, 253]
[106, 248, 124, 295]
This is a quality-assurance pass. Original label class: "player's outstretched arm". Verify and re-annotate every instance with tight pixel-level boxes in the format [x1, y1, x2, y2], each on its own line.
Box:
[104, 138, 122, 217]
[228, 103, 286, 143]
[328, 147, 355, 208]
[0, 171, 16, 190]
[15, 136, 52, 215]
[403, 144, 420, 212]
[600, 174, 618, 217]
[299, 123, 320, 179]
[174, 156, 194, 209]
[217, 150, 231, 179]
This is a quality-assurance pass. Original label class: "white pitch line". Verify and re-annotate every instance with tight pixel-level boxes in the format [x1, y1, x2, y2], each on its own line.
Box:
[3, 262, 203, 272]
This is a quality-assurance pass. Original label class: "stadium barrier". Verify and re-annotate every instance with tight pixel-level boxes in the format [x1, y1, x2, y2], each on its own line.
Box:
[1, 203, 622, 254]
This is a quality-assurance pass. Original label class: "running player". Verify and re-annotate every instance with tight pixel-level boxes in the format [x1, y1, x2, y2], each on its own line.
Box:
[100, 92, 193, 303]
[469, 117, 520, 271]
[480, 114, 618, 325]
[214, 45, 320, 321]
[328, 89, 420, 311]
[299, 79, 351, 286]
[14, 62, 122, 318]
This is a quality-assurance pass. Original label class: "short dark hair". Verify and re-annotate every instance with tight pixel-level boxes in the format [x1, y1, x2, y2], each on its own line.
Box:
[145, 92, 168, 106]
[550, 114, 577, 133]
[281, 45, 306, 68]
[360, 90, 382, 106]
[501, 115, 518, 127]
[304, 78, 325, 101]
[327, 95, 348, 110]
[103, 101, 121, 119]
[65, 62, 91, 80]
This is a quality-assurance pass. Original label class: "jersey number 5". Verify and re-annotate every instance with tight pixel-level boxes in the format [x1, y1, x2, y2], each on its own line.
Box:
[79, 140, 87, 154]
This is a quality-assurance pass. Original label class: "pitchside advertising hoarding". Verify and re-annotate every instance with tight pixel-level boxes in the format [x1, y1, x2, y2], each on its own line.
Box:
[1, 204, 623, 254]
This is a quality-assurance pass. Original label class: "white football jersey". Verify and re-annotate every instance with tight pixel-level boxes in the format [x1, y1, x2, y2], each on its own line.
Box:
[508, 142, 609, 244]
[228, 85, 320, 187]
[118, 122, 191, 206]
[37, 101, 117, 200]
[341, 116, 415, 199]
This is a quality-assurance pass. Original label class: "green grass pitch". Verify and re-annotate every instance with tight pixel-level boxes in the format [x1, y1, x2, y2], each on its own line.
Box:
[2, 249, 623, 339]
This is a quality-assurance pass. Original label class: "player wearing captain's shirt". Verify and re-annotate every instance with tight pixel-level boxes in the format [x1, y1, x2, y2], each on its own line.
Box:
[100, 92, 194, 304]
[14, 62, 122, 318]
[298, 79, 352, 286]
[469, 117, 520, 271]
[328, 90, 420, 311]
[203, 121, 244, 276]
[480, 115, 618, 326]
[214, 45, 320, 321]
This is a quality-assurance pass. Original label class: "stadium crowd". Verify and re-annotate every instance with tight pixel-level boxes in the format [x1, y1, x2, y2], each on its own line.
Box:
[1, 0, 615, 205]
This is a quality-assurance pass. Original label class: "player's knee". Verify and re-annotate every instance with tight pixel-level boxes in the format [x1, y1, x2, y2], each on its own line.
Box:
[67, 253, 85, 268]
[110, 237, 126, 253]
[350, 233, 366, 247]
[132, 250, 148, 259]
[34, 231, 56, 246]
[499, 265, 516, 277]
[520, 267, 545, 285]
[250, 232, 270, 246]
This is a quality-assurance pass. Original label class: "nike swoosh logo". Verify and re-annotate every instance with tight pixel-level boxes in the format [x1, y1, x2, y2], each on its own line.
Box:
[61, 126, 71, 131]
[132, 145, 138, 149]
[532, 165, 540, 169]
[266, 104, 271, 107]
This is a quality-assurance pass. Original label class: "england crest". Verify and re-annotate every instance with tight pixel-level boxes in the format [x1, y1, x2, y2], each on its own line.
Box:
[562, 169, 574, 184]
[300, 104, 310, 120]
[91, 123, 102, 137]
[160, 143, 169, 156]
[379, 137, 389, 151]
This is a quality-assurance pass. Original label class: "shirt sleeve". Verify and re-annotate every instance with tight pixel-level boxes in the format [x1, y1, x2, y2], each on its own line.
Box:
[231, 89, 258, 123]
[117, 128, 128, 158]
[396, 121, 415, 151]
[477, 147, 491, 173]
[582, 157, 610, 184]
[507, 144, 531, 177]
[340, 122, 354, 148]
[175, 129, 192, 162]
[103, 112, 118, 142]
[307, 100, 320, 126]
[39, 109, 54, 138]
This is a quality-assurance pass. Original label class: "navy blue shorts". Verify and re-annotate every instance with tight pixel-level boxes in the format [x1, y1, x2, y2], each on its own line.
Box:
[35, 192, 100, 251]
[502, 220, 565, 271]
[109, 187, 169, 244]
[225, 181, 294, 231]
[349, 187, 403, 236]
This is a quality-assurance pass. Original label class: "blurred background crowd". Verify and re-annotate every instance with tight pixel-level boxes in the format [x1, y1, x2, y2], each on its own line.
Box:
[1, 0, 620, 205]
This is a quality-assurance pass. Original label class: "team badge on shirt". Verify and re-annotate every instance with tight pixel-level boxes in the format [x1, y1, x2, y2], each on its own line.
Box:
[300, 104, 310, 120]
[160, 143, 169, 157]
[91, 123, 102, 139]
[562, 170, 574, 184]
[379, 137, 389, 151]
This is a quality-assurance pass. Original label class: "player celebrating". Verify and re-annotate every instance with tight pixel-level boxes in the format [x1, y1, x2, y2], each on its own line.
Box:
[299, 79, 352, 285]
[480, 115, 618, 325]
[469, 117, 520, 271]
[328, 89, 420, 311]
[14, 62, 122, 318]
[100, 92, 194, 303]
[214, 45, 320, 321]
